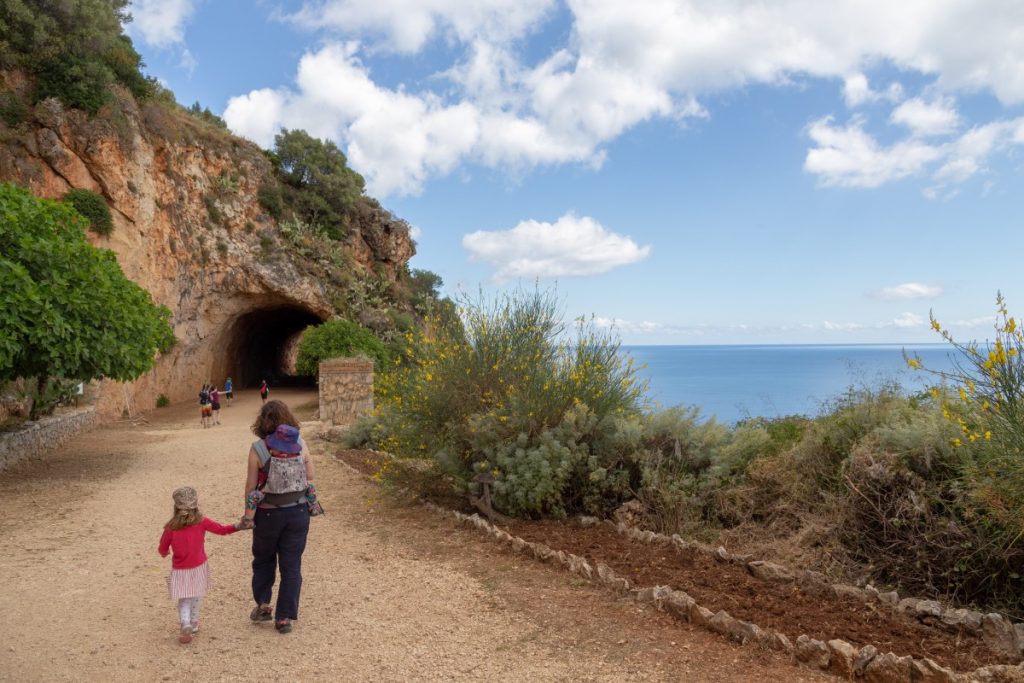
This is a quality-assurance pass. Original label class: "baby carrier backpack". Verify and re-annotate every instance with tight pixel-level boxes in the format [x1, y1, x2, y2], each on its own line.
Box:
[253, 440, 307, 506]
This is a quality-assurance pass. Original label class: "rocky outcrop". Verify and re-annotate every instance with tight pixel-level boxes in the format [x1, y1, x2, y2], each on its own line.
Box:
[0, 73, 415, 418]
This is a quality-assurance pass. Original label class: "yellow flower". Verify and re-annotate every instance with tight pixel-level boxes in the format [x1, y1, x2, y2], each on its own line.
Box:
[952, 438, 962, 447]
[931, 319, 942, 332]
[985, 431, 992, 440]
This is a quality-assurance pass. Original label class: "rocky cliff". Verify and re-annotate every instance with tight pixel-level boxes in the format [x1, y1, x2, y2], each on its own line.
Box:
[0, 72, 415, 418]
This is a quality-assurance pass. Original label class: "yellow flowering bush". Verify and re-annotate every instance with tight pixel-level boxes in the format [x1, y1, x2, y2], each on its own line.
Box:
[370, 287, 648, 517]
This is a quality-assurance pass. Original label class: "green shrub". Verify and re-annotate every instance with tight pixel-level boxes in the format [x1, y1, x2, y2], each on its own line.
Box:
[0, 93, 28, 127]
[204, 195, 223, 224]
[36, 55, 113, 114]
[295, 319, 389, 375]
[341, 415, 379, 449]
[257, 183, 283, 219]
[63, 188, 112, 235]
[373, 287, 647, 517]
[156, 394, 170, 408]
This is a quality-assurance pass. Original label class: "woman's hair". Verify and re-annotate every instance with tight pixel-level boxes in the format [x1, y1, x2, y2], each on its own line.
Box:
[165, 506, 203, 530]
[251, 399, 299, 438]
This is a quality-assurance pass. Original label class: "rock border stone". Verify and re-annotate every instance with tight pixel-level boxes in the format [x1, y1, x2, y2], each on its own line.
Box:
[0, 406, 97, 473]
[598, 517, 1024, 663]
[332, 451, 1024, 683]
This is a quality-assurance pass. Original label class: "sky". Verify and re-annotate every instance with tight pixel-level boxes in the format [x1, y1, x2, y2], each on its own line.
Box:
[125, 0, 1024, 345]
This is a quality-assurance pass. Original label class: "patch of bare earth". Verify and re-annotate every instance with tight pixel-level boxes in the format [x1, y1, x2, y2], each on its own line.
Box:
[338, 449, 1014, 675]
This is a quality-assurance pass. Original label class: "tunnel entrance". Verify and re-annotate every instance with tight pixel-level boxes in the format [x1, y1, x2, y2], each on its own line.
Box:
[219, 305, 325, 388]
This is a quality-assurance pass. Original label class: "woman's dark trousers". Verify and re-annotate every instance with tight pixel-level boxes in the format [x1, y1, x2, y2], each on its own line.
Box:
[252, 505, 310, 621]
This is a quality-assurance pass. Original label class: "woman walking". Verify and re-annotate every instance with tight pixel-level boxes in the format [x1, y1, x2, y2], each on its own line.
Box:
[241, 400, 315, 634]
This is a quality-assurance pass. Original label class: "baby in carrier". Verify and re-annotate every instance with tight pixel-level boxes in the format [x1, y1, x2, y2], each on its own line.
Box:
[241, 424, 323, 525]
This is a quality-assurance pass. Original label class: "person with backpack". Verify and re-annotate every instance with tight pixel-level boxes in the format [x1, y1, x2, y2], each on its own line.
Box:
[224, 377, 233, 406]
[209, 385, 221, 426]
[259, 379, 269, 404]
[239, 400, 320, 634]
[198, 383, 212, 428]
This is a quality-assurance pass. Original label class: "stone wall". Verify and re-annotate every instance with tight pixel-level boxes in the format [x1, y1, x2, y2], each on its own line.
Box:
[0, 406, 97, 473]
[319, 358, 374, 426]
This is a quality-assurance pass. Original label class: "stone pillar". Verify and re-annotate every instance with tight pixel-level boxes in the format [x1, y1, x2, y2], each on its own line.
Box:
[318, 357, 374, 426]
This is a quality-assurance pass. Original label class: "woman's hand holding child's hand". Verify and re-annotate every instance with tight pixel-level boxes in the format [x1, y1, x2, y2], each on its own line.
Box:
[235, 517, 255, 531]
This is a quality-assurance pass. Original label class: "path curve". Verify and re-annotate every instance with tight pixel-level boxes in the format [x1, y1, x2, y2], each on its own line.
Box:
[0, 389, 828, 681]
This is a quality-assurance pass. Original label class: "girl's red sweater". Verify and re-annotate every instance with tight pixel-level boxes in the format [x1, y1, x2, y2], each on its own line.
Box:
[158, 517, 238, 569]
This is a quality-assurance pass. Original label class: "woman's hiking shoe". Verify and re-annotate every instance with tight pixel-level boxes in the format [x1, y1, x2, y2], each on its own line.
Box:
[178, 625, 194, 644]
[275, 619, 292, 634]
[250, 605, 272, 622]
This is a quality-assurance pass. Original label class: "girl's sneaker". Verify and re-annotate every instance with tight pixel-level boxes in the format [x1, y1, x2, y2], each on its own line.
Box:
[190, 621, 200, 634]
[178, 625, 194, 644]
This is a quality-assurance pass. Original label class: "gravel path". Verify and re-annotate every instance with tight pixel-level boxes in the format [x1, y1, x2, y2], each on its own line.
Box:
[0, 389, 829, 682]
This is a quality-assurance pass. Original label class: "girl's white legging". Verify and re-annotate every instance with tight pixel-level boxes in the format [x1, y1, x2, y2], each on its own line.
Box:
[177, 597, 202, 627]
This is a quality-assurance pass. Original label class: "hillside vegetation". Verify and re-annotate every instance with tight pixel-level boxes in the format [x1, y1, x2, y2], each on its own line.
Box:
[348, 289, 1024, 619]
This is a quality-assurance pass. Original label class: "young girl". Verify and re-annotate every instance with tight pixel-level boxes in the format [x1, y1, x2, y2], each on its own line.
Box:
[158, 486, 246, 643]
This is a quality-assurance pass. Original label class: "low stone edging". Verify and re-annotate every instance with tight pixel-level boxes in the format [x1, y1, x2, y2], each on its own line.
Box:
[0, 406, 97, 473]
[433, 506, 1024, 683]
[597, 518, 1024, 666]
[330, 449, 1024, 682]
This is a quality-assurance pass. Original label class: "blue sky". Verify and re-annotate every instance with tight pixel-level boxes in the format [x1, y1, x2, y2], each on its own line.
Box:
[127, 0, 1024, 344]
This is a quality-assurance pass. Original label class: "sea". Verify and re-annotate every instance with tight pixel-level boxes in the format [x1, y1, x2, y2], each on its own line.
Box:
[621, 344, 959, 424]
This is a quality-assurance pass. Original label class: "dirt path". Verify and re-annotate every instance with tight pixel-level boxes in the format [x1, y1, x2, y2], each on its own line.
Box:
[0, 389, 829, 682]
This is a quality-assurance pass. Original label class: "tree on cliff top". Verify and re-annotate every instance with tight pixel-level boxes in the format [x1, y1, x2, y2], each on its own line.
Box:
[0, 183, 175, 417]
[267, 129, 366, 240]
[0, 0, 154, 113]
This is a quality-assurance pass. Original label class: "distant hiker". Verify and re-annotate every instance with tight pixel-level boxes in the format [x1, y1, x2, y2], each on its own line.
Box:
[241, 401, 319, 634]
[158, 486, 248, 644]
[259, 379, 269, 404]
[210, 385, 221, 426]
[198, 384, 212, 428]
[224, 377, 233, 406]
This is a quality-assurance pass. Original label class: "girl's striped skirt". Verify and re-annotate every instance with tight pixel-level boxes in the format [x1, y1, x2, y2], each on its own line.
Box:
[167, 561, 212, 600]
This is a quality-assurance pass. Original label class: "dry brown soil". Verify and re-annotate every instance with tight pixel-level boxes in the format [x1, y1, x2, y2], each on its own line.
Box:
[0, 389, 828, 682]
[340, 449, 1012, 674]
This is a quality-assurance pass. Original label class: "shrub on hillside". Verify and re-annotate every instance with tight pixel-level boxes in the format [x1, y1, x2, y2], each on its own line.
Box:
[63, 188, 112, 235]
[373, 287, 647, 517]
[295, 319, 389, 376]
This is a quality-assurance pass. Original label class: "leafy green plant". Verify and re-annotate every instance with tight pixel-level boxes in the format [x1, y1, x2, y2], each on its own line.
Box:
[1, 0, 153, 113]
[373, 287, 647, 517]
[63, 188, 112, 236]
[204, 195, 223, 225]
[257, 183, 283, 219]
[0, 183, 174, 418]
[0, 93, 28, 127]
[156, 393, 170, 408]
[295, 319, 389, 375]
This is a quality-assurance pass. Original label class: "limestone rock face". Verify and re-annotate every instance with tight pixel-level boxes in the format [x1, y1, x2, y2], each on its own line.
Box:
[0, 79, 415, 418]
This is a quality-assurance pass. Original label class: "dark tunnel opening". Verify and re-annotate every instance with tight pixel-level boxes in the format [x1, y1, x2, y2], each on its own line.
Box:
[218, 305, 325, 388]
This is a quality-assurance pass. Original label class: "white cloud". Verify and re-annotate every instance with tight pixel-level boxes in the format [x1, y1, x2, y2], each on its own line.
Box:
[594, 317, 663, 333]
[842, 73, 903, 107]
[129, 0, 197, 47]
[462, 213, 650, 281]
[804, 116, 942, 187]
[891, 97, 960, 137]
[289, 0, 555, 53]
[823, 320, 864, 330]
[225, 0, 1024, 196]
[874, 282, 943, 300]
[890, 312, 926, 328]
[179, 48, 198, 77]
[806, 113, 1024, 191]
